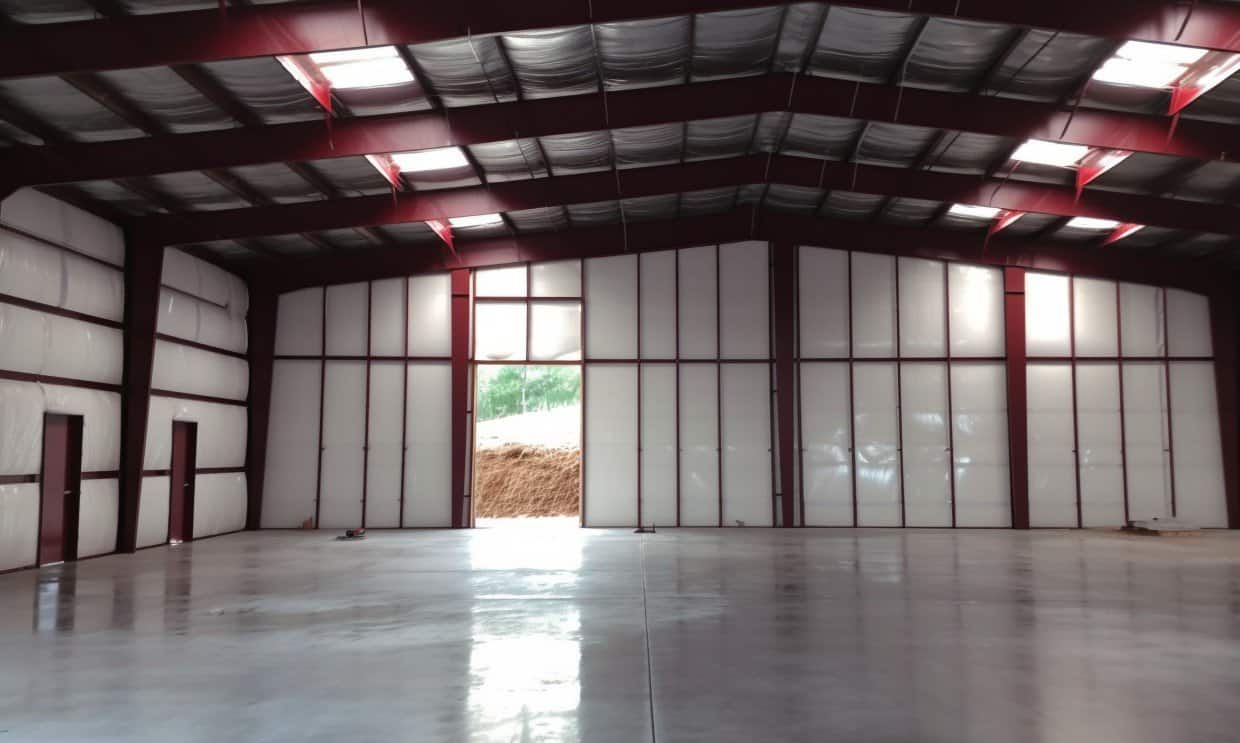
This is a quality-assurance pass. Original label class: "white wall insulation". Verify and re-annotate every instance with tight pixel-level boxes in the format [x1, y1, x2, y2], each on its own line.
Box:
[0, 188, 126, 570]
[584, 364, 638, 527]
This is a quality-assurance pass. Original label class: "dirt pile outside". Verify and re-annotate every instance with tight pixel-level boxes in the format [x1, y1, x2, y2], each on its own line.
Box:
[474, 444, 580, 518]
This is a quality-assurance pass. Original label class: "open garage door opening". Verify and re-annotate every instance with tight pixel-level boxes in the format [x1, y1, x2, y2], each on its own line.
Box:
[472, 365, 582, 526]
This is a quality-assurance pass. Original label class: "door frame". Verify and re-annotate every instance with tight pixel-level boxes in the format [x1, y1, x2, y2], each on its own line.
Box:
[37, 413, 84, 566]
[168, 420, 198, 543]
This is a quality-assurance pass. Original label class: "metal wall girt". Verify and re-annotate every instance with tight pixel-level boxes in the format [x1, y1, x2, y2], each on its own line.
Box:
[0, 1, 1238, 80]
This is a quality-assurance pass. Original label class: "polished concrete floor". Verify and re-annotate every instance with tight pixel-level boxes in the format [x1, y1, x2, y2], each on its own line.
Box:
[4, 524, 1240, 742]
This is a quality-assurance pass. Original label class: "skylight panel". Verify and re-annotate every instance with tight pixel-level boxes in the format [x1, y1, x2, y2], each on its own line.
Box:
[390, 147, 470, 173]
[449, 213, 504, 229]
[948, 204, 1001, 220]
[1092, 41, 1208, 89]
[1011, 139, 1090, 168]
[1065, 217, 1121, 230]
[306, 46, 414, 89]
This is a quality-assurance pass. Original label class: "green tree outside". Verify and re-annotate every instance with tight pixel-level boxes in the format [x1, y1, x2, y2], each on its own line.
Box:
[476, 365, 581, 421]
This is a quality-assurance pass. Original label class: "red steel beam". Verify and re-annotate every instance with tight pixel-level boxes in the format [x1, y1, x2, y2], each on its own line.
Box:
[449, 269, 471, 529]
[1, 1, 1238, 80]
[130, 154, 1240, 246]
[1003, 268, 1030, 529]
[243, 282, 278, 531]
[7, 74, 1238, 188]
[264, 210, 1221, 298]
[772, 241, 797, 528]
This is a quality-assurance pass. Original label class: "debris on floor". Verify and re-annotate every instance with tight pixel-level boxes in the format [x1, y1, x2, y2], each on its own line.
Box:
[1124, 518, 1201, 536]
[336, 528, 367, 541]
[474, 444, 580, 518]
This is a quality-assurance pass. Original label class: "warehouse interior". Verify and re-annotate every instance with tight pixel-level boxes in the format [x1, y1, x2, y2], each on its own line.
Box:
[2, 1, 1240, 740]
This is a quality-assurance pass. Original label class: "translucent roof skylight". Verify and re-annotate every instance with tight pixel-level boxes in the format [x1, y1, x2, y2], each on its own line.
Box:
[449, 213, 504, 229]
[390, 147, 470, 173]
[1011, 139, 1090, 168]
[1092, 41, 1208, 89]
[1065, 217, 1121, 230]
[307, 46, 414, 89]
[948, 204, 1000, 220]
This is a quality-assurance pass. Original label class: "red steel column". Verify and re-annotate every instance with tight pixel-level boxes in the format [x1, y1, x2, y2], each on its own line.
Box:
[117, 239, 165, 553]
[1209, 287, 1240, 528]
[243, 282, 278, 530]
[1003, 267, 1030, 529]
[450, 269, 471, 528]
[772, 242, 797, 528]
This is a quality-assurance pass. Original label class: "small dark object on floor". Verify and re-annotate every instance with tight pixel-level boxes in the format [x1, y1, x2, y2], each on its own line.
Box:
[336, 528, 367, 541]
[634, 525, 656, 534]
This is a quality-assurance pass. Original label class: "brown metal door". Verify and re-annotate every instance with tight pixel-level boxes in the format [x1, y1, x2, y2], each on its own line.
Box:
[168, 421, 198, 543]
[39, 414, 83, 565]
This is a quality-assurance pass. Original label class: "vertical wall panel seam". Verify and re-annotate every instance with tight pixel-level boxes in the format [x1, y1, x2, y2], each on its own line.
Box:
[636, 253, 644, 527]
[894, 258, 907, 528]
[847, 250, 858, 528]
[314, 288, 326, 528]
[675, 249, 682, 527]
[1069, 277, 1083, 528]
[1117, 283, 1131, 524]
[716, 244, 723, 527]
[1162, 288, 1178, 517]
[794, 246, 806, 527]
[579, 259, 588, 527]
[362, 281, 372, 527]
[944, 262, 958, 529]
[399, 276, 409, 527]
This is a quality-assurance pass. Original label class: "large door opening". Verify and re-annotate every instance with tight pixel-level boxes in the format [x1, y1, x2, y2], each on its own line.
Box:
[38, 414, 83, 566]
[472, 365, 582, 525]
[169, 420, 198, 543]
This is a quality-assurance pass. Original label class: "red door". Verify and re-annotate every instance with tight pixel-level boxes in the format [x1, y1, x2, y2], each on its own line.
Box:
[39, 414, 83, 566]
[168, 421, 198, 543]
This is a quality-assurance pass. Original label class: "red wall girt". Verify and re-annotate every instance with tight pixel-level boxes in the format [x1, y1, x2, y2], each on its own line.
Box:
[117, 240, 164, 553]
[1, 1, 1237, 80]
[7, 75, 1236, 188]
[243, 283, 278, 531]
[130, 154, 1240, 247]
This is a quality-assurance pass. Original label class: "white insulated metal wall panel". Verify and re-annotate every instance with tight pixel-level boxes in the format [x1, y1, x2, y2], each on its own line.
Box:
[586, 254, 638, 359]
[408, 274, 451, 357]
[318, 361, 366, 528]
[897, 258, 945, 357]
[369, 278, 406, 356]
[853, 363, 901, 526]
[325, 283, 369, 356]
[950, 363, 1011, 527]
[261, 360, 321, 527]
[136, 476, 170, 548]
[365, 362, 404, 527]
[1166, 290, 1212, 357]
[77, 479, 118, 558]
[1026, 364, 1078, 527]
[192, 473, 247, 538]
[1169, 362, 1228, 527]
[2, 189, 125, 267]
[639, 251, 677, 360]
[798, 246, 849, 358]
[1073, 278, 1118, 357]
[41, 385, 120, 472]
[718, 241, 769, 359]
[1122, 362, 1172, 521]
[640, 364, 677, 528]
[0, 381, 44, 475]
[721, 363, 773, 526]
[677, 246, 718, 360]
[799, 362, 852, 526]
[474, 302, 526, 362]
[151, 340, 248, 400]
[850, 253, 897, 358]
[0, 305, 123, 384]
[678, 364, 719, 526]
[0, 484, 38, 571]
[584, 364, 638, 526]
[143, 396, 246, 470]
[405, 362, 452, 527]
[274, 287, 323, 356]
[0, 230, 69, 308]
[1119, 283, 1164, 356]
[948, 264, 1005, 357]
[531, 260, 581, 297]
[475, 266, 526, 296]
[530, 302, 582, 361]
[900, 363, 952, 527]
[1025, 272, 1071, 357]
[1075, 363, 1125, 527]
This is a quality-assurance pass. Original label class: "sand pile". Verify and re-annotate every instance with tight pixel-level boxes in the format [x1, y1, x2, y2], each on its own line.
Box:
[474, 444, 580, 518]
